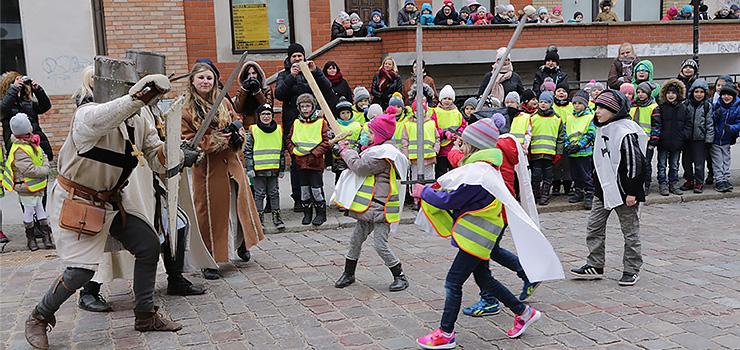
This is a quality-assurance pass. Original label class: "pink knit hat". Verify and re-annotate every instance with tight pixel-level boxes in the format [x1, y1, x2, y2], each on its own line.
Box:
[541, 81, 557, 92]
[368, 107, 397, 145]
[619, 83, 636, 95]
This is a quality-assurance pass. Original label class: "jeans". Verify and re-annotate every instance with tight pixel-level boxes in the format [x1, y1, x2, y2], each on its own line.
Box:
[644, 147, 655, 184]
[656, 149, 681, 183]
[569, 156, 594, 192]
[531, 158, 554, 187]
[478, 232, 528, 304]
[682, 141, 708, 184]
[253, 176, 280, 211]
[439, 248, 526, 333]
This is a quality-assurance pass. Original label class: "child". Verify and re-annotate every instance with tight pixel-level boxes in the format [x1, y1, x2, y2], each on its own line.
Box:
[712, 76, 732, 104]
[552, 82, 573, 119]
[415, 119, 543, 349]
[571, 90, 646, 286]
[568, 11, 583, 23]
[333, 112, 410, 291]
[595, 0, 619, 21]
[366, 11, 387, 36]
[629, 81, 660, 193]
[551, 6, 564, 22]
[537, 7, 551, 23]
[348, 13, 366, 37]
[585, 80, 605, 110]
[435, 1, 463, 25]
[711, 83, 740, 192]
[398, 0, 420, 26]
[459, 6, 473, 24]
[2, 113, 53, 250]
[677, 59, 698, 98]
[679, 79, 714, 193]
[551, 82, 573, 196]
[676, 5, 693, 20]
[389, 93, 412, 147]
[403, 98, 440, 210]
[529, 91, 565, 205]
[353, 86, 371, 124]
[473, 6, 491, 24]
[434, 85, 466, 177]
[359, 104, 384, 148]
[506, 4, 518, 23]
[540, 79, 556, 93]
[510, 94, 533, 153]
[620, 83, 636, 103]
[420, 3, 436, 25]
[632, 60, 660, 99]
[331, 97, 363, 184]
[656, 79, 691, 196]
[521, 89, 538, 114]
[492, 5, 509, 24]
[461, 97, 478, 124]
[285, 93, 331, 225]
[244, 104, 286, 229]
[662, 6, 678, 20]
[565, 91, 596, 209]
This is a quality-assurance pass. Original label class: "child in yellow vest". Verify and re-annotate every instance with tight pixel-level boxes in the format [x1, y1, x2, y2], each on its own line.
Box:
[565, 91, 597, 209]
[505, 92, 533, 154]
[244, 104, 286, 229]
[434, 85, 467, 178]
[285, 93, 331, 226]
[388, 92, 410, 148]
[330, 97, 362, 184]
[352, 86, 371, 124]
[552, 82, 574, 196]
[2, 113, 52, 250]
[359, 104, 384, 148]
[529, 91, 566, 205]
[402, 97, 440, 210]
[333, 112, 410, 292]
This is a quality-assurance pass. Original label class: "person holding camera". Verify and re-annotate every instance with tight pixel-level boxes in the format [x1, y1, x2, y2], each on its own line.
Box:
[181, 62, 264, 280]
[234, 61, 273, 127]
[1, 72, 53, 161]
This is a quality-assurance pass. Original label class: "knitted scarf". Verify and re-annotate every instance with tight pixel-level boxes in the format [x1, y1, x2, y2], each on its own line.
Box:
[326, 71, 344, 85]
[377, 69, 398, 93]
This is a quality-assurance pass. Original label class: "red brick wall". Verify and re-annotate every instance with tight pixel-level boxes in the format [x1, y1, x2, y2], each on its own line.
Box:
[310, 0, 332, 52]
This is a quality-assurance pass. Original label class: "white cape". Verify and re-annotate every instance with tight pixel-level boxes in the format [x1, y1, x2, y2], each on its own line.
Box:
[330, 144, 410, 232]
[414, 162, 564, 282]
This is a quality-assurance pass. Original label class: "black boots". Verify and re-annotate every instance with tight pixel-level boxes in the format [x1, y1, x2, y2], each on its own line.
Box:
[312, 201, 327, 226]
[78, 281, 112, 312]
[335, 258, 357, 288]
[539, 183, 551, 206]
[25, 223, 38, 251]
[551, 180, 562, 195]
[202, 268, 220, 280]
[167, 275, 206, 296]
[236, 241, 251, 262]
[563, 180, 573, 196]
[301, 201, 313, 225]
[389, 263, 409, 291]
[273, 209, 286, 229]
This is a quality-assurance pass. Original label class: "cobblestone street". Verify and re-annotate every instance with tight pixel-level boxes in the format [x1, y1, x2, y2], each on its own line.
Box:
[2, 198, 740, 349]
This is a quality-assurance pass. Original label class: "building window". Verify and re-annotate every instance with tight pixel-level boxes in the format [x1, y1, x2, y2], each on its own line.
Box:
[230, 0, 293, 54]
[0, 0, 26, 73]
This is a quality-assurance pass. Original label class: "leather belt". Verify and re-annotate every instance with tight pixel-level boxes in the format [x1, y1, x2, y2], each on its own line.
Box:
[56, 175, 127, 227]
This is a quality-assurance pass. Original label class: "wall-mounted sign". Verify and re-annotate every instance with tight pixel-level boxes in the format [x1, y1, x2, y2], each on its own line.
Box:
[232, 3, 269, 50]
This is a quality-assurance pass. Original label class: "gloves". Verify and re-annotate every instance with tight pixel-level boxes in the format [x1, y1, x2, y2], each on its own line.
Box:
[411, 184, 425, 198]
[566, 143, 581, 154]
[242, 77, 261, 95]
[246, 170, 255, 178]
[129, 74, 170, 105]
[359, 132, 370, 146]
[180, 142, 203, 168]
[552, 154, 562, 164]
[279, 172, 285, 179]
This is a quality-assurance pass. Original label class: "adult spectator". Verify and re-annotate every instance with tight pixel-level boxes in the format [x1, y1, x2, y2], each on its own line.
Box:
[331, 11, 353, 39]
[532, 47, 568, 96]
[323, 60, 352, 113]
[478, 47, 524, 102]
[675, 5, 693, 20]
[398, 0, 420, 26]
[608, 43, 641, 90]
[466, 0, 482, 13]
[402, 59, 438, 106]
[595, 0, 619, 22]
[234, 61, 273, 126]
[435, 1, 463, 25]
[274, 43, 333, 211]
[0, 72, 53, 161]
[662, 6, 679, 20]
[714, 5, 738, 19]
[371, 57, 403, 108]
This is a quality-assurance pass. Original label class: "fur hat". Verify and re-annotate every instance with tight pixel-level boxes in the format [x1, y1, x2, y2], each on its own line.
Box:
[660, 79, 687, 103]
[10, 113, 32, 135]
[439, 85, 455, 101]
[572, 90, 590, 106]
[505, 91, 520, 104]
[462, 114, 504, 150]
[594, 90, 621, 114]
[539, 91, 555, 105]
[368, 112, 396, 145]
[336, 97, 353, 113]
[296, 93, 316, 106]
[353, 86, 370, 103]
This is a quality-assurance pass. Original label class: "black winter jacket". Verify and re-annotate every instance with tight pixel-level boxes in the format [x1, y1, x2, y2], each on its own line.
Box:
[532, 66, 569, 96]
[331, 21, 352, 40]
[1, 84, 53, 160]
[477, 72, 524, 100]
[656, 100, 692, 151]
[274, 58, 333, 138]
[370, 73, 403, 109]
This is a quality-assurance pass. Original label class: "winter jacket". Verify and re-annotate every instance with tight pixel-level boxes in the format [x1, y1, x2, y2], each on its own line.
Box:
[492, 14, 510, 24]
[714, 12, 738, 19]
[284, 112, 331, 171]
[7, 135, 49, 197]
[683, 79, 714, 143]
[341, 139, 398, 223]
[1, 84, 53, 161]
[331, 21, 352, 39]
[608, 55, 641, 90]
[656, 79, 691, 151]
[367, 20, 387, 36]
[371, 71, 403, 108]
[274, 58, 333, 141]
[447, 145, 515, 196]
[234, 61, 274, 127]
[243, 122, 285, 177]
[402, 75, 438, 106]
[712, 97, 740, 146]
[593, 92, 646, 203]
[434, 8, 462, 25]
[631, 60, 661, 98]
[420, 4, 436, 25]
[595, 10, 619, 22]
[532, 66, 569, 96]
[676, 73, 697, 99]
[397, 6, 420, 25]
[477, 71, 524, 101]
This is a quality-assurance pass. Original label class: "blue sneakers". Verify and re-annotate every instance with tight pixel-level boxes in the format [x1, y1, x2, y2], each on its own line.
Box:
[462, 298, 500, 317]
[519, 281, 541, 301]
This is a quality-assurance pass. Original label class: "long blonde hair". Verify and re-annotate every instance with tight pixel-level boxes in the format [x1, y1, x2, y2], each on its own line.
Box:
[72, 66, 94, 104]
[378, 57, 398, 73]
[184, 62, 230, 129]
[458, 141, 479, 167]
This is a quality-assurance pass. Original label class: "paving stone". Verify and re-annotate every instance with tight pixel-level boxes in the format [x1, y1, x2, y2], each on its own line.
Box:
[669, 333, 719, 350]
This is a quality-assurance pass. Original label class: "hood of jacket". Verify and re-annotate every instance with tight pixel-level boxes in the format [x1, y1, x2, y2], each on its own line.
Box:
[659, 78, 686, 104]
[238, 61, 267, 87]
[688, 78, 710, 97]
[594, 90, 632, 127]
[421, 3, 433, 13]
[632, 60, 654, 84]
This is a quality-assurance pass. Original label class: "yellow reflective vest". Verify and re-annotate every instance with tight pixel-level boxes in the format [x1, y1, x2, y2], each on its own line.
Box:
[291, 118, 324, 156]
[347, 161, 401, 223]
[530, 113, 561, 155]
[2, 143, 47, 192]
[629, 102, 658, 135]
[353, 109, 366, 125]
[333, 121, 362, 159]
[552, 103, 574, 121]
[565, 113, 593, 144]
[509, 112, 531, 144]
[434, 107, 463, 147]
[406, 118, 437, 160]
[421, 199, 504, 260]
[393, 113, 408, 148]
[250, 124, 283, 170]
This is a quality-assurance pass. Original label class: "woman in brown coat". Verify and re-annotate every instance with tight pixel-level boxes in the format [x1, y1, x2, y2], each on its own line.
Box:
[233, 61, 273, 127]
[181, 62, 264, 279]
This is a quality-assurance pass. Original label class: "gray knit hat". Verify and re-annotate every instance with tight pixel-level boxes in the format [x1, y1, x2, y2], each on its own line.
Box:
[505, 91, 520, 104]
[353, 86, 370, 104]
[10, 113, 32, 135]
[461, 114, 504, 150]
[463, 97, 478, 108]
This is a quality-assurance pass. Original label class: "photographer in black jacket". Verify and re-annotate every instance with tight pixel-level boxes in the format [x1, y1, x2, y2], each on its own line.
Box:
[1, 72, 53, 160]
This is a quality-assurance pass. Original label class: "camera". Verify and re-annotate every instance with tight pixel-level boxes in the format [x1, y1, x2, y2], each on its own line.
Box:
[220, 120, 244, 145]
[243, 77, 261, 94]
[21, 76, 32, 85]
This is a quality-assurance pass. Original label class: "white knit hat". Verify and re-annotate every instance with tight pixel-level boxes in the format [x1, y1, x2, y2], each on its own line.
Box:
[10, 113, 32, 135]
[439, 84, 455, 101]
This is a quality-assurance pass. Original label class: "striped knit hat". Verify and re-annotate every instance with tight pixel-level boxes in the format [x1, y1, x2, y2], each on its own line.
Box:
[461, 113, 505, 150]
[593, 90, 621, 114]
[572, 90, 589, 106]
